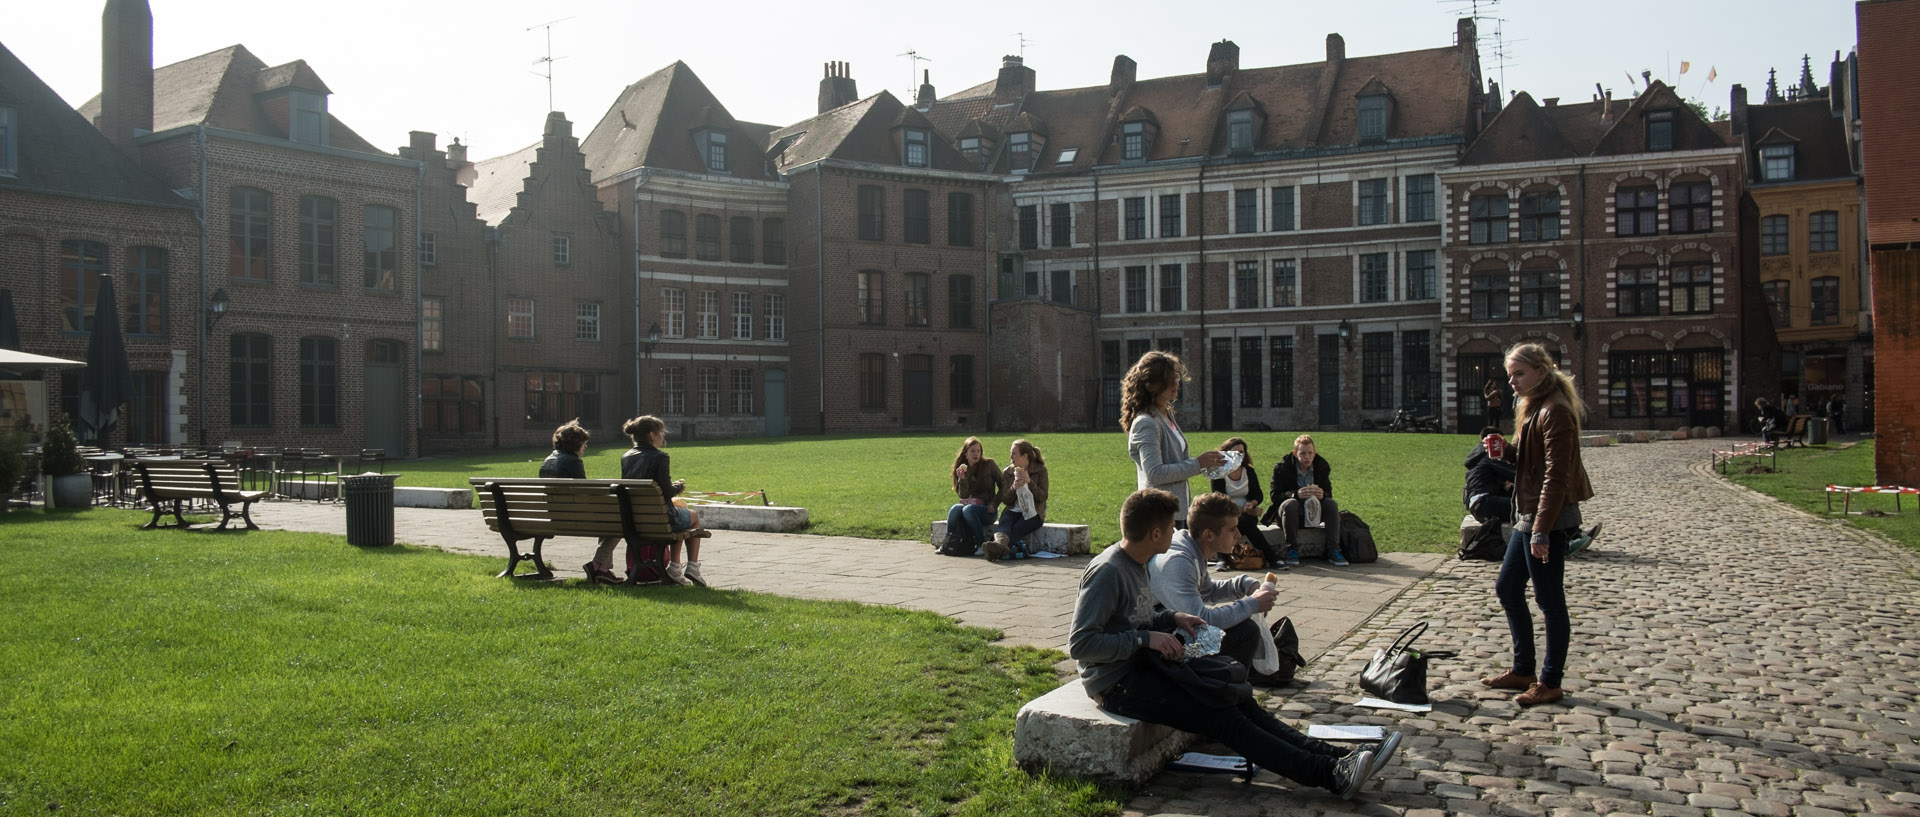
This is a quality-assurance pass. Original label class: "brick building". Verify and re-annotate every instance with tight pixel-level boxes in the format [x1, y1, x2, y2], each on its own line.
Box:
[1856, 0, 1920, 485]
[401, 132, 491, 453]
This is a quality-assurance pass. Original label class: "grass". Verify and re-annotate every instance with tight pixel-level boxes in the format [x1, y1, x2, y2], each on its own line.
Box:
[0, 511, 1117, 817]
[1721, 439, 1920, 551]
[397, 431, 1476, 552]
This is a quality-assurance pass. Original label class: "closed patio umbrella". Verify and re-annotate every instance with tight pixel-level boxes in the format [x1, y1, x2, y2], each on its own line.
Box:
[76, 278, 135, 443]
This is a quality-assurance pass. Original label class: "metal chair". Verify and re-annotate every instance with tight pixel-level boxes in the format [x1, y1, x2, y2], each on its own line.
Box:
[358, 449, 387, 474]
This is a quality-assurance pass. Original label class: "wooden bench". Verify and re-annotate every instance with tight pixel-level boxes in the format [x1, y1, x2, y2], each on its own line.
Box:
[130, 458, 269, 531]
[469, 478, 707, 584]
[1770, 414, 1811, 448]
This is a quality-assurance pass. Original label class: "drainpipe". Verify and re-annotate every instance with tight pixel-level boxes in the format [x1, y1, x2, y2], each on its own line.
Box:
[1091, 170, 1103, 428]
[1576, 164, 1589, 409]
[413, 160, 424, 458]
[815, 168, 826, 434]
[1196, 162, 1208, 428]
[487, 226, 499, 449]
[982, 178, 992, 431]
[630, 169, 653, 418]
[194, 125, 208, 447]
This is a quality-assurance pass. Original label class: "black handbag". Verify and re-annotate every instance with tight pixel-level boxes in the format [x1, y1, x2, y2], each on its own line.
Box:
[1359, 622, 1455, 705]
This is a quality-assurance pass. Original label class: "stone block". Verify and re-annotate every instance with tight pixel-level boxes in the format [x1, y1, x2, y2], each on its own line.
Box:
[1670, 428, 1689, 440]
[930, 520, 1090, 555]
[394, 486, 471, 509]
[1013, 679, 1195, 784]
[1706, 427, 1721, 438]
[1583, 434, 1614, 447]
[1632, 431, 1654, 443]
[1654, 430, 1674, 441]
[696, 504, 809, 532]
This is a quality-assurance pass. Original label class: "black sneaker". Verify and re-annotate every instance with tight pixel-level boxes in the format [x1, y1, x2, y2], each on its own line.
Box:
[1367, 730, 1402, 778]
[1331, 749, 1373, 799]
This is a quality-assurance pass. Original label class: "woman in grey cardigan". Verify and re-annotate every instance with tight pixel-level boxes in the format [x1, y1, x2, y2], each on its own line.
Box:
[1122, 351, 1223, 527]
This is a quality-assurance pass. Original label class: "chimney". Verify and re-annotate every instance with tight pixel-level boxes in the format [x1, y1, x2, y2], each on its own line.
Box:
[1541, 97, 1557, 107]
[446, 138, 468, 168]
[1600, 90, 1614, 124]
[1326, 33, 1345, 63]
[1828, 51, 1848, 117]
[1109, 54, 1137, 97]
[544, 111, 572, 140]
[994, 55, 1035, 103]
[818, 61, 858, 114]
[408, 130, 436, 155]
[1206, 40, 1239, 88]
[1730, 84, 1749, 138]
[1457, 17, 1477, 50]
[98, 0, 154, 154]
[916, 69, 935, 109]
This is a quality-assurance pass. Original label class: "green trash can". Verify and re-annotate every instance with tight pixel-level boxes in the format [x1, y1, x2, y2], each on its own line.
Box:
[343, 472, 399, 546]
[1808, 417, 1830, 446]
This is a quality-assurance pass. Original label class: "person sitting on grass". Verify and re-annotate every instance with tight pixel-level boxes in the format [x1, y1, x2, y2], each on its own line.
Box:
[1071, 488, 1398, 801]
[944, 437, 1004, 558]
[991, 439, 1048, 560]
[539, 419, 623, 583]
[1148, 492, 1279, 671]
[620, 415, 703, 586]
[1263, 434, 1345, 567]
[1208, 437, 1283, 570]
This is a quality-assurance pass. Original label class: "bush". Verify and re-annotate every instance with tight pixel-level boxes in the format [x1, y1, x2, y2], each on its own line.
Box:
[40, 411, 85, 477]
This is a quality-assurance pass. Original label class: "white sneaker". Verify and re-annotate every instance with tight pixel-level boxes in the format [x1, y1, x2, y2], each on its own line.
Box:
[683, 561, 706, 587]
[664, 561, 693, 586]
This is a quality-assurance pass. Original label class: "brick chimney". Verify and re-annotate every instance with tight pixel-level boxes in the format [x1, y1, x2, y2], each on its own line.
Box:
[993, 55, 1034, 103]
[1730, 84, 1749, 139]
[408, 130, 436, 154]
[818, 62, 858, 113]
[1110, 54, 1137, 96]
[1207, 40, 1239, 88]
[916, 70, 935, 109]
[98, 0, 154, 154]
[1326, 33, 1345, 63]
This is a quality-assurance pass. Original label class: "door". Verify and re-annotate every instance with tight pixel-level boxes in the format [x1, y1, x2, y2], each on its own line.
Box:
[1210, 338, 1234, 431]
[1457, 353, 1504, 433]
[763, 370, 787, 437]
[1317, 334, 1341, 426]
[365, 341, 404, 455]
[903, 355, 933, 428]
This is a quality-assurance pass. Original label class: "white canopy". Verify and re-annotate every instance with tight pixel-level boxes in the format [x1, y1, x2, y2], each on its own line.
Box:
[0, 348, 85, 375]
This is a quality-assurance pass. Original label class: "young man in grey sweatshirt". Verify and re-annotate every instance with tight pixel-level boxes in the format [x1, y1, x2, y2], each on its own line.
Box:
[1148, 492, 1277, 669]
[1069, 488, 1390, 800]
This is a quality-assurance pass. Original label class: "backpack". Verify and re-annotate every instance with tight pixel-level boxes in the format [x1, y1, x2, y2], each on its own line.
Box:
[1251, 615, 1307, 685]
[1338, 510, 1378, 563]
[936, 530, 975, 557]
[1458, 519, 1506, 561]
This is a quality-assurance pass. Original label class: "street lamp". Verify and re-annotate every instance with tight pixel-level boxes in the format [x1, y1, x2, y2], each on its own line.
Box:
[645, 322, 661, 358]
[1338, 318, 1352, 350]
[1571, 302, 1585, 340]
[205, 288, 229, 332]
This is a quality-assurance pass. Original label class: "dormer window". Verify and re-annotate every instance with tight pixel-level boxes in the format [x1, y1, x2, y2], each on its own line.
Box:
[1227, 109, 1254, 153]
[960, 136, 980, 152]
[699, 130, 729, 174]
[0, 107, 15, 177]
[1761, 144, 1795, 181]
[1008, 132, 1032, 172]
[1122, 122, 1146, 161]
[1647, 110, 1675, 152]
[904, 128, 928, 168]
[1357, 96, 1388, 142]
[289, 91, 328, 145]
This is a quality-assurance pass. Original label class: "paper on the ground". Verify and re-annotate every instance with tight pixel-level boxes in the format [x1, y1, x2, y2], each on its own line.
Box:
[1308, 723, 1387, 741]
[1027, 550, 1063, 559]
[1167, 752, 1250, 773]
[1356, 696, 1432, 712]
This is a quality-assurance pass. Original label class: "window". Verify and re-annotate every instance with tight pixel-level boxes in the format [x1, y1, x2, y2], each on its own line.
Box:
[1126, 339, 1152, 369]
[1159, 194, 1182, 237]
[696, 290, 719, 338]
[422, 376, 484, 434]
[507, 297, 534, 338]
[1671, 263, 1714, 314]
[1271, 259, 1297, 307]
[959, 136, 980, 153]
[695, 214, 721, 261]
[1239, 337, 1263, 408]
[576, 302, 600, 341]
[1022, 264, 1041, 299]
[660, 368, 684, 414]
[1761, 144, 1795, 182]
[1519, 267, 1559, 319]
[731, 369, 754, 414]
[730, 217, 753, 263]
[660, 288, 685, 337]
[1761, 214, 1790, 255]
[1124, 197, 1146, 240]
[1401, 331, 1432, 413]
[1810, 210, 1839, 253]
[1271, 187, 1295, 231]
[552, 232, 572, 265]
[419, 232, 437, 267]
[660, 210, 687, 258]
[1051, 202, 1072, 247]
[527, 372, 601, 424]
[230, 187, 271, 279]
[1358, 179, 1389, 226]
[1670, 182, 1712, 234]
[1157, 337, 1182, 358]
[58, 240, 105, 333]
[697, 368, 720, 414]
[705, 131, 729, 173]
[1616, 267, 1660, 316]
[1470, 195, 1509, 243]
[1050, 269, 1073, 305]
[764, 294, 785, 340]
[998, 256, 1017, 299]
[363, 205, 397, 290]
[229, 334, 271, 427]
[1405, 175, 1435, 222]
[1018, 204, 1038, 250]
[1234, 189, 1258, 234]
[423, 297, 443, 351]
[1227, 109, 1254, 152]
[1763, 280, 1791, 327]
[1519, 192, 1559, 241]
[1234, 261, 1260, 309]
[290, 91, 327, 145]
[1122, 122, 1145, 161]
[904, 128, 928, 167]
[1057, 148, 1078, 164]
[1810, 276, 1840, 325]
[905, 273, 930, 326]
[947, 193, 973, 246]
[732, 292, 754, 339]
[1124, 266, 1147, 313]
[859, 354, 886, 409]
[890, 189, 927, 245]
[299, 337, 338, 427]
[857, 186, 884, 240]
[1405, 250, 1436, 301]
[1607, 350, 1723, 421]
[1470, 272, 1509, 321]
[1615, 186, 1658, 236]
[1158, 264, 1183, 312]
[1008, 132, 1031, 171]
[1358, 96, 1388, 141]
[299, 196, 337, 286]
[859, 271, 885, 324]
[0, 107, 16, 176]
[1268, 336, 1294, 407]
[949, 275, 973, 328]
[1362, 332, 1393, 409]
[1360, 253, 1391, 303]
[1646, 110, 1675, 151]
[763, 218, 785, 264]
[950, 355, 975, 409]
[116, 245, 161, 337]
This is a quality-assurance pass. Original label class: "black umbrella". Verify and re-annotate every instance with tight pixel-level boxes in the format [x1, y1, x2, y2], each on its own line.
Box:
[0, 289, 19, 350]
[77, 277, 135, 443]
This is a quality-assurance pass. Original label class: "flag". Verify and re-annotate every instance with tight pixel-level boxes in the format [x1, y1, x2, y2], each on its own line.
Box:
[1708, 67, 1717, 82]
[1680, 61, 1691, 74]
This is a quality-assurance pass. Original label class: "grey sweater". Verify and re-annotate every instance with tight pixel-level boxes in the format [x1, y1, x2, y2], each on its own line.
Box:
[1069, 544, 1176, 697]
[1148, 530, 1261, 630]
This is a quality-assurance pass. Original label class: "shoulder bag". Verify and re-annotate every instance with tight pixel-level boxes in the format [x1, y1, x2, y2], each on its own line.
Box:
[1359, 621, 1455, 705]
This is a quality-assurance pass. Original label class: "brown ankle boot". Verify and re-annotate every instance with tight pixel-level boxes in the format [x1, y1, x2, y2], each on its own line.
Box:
[1481, 670, 1537, 690]
[1515, 682, 1564, 706]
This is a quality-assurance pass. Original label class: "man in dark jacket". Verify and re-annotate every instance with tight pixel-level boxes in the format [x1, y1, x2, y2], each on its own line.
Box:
[1261, 434, 1344, 566]
[1463, 426, 1517, 525]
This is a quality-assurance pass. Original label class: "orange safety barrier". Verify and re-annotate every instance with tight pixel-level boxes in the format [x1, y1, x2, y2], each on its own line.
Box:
[1824, 484, 1918, 514]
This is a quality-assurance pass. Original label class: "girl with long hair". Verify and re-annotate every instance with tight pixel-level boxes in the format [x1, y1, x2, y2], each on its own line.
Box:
[990, 439, 1049, 560]
[943, 436, 1004, 556]
[1122, 350, 1222, 527]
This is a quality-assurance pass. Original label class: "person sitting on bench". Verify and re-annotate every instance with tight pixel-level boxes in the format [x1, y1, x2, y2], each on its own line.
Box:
[1465, 428, 1602, 554]
[539, 419, 623, 583]
[1755, 398, 1790, 447]
[1148, 492, 1278, 671]
[620, 415, 703, 585]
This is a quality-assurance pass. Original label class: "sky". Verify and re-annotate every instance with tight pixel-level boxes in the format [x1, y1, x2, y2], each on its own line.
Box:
[9, 0, 1863, 162]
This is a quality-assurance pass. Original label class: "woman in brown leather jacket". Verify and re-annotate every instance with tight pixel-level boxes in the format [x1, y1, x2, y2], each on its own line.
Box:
[1479, 343, 1594, 707]
[943, 437, 1004, 556]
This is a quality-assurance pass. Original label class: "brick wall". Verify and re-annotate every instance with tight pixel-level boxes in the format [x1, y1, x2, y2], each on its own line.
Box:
[988, 299, 1097, 431]
[1870, 249, 1920, 485]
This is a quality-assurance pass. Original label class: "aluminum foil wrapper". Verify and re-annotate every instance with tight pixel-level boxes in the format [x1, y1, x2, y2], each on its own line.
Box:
[1181, 624, 1225, 661]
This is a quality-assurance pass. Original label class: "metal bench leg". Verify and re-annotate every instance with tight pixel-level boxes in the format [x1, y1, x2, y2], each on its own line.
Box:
[237, 500, 260, 531]
[526, 536, 555, 580]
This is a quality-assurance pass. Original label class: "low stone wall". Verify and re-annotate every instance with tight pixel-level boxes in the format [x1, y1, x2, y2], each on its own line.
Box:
[928, 520, 1091, 555]
[694, 504, 809, 532]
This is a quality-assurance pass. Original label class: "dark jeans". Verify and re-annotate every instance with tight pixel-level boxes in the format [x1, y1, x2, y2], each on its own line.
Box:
[1232, 513, 1284, 564]
[1494, 527, 1570, 687]
[1278, 497, 1341, 558]
[945, 503, 995, 547]
[996, 509, 1045, 544]
[1100, 664, 1343, 790]
[1470, 495, 1512, 526]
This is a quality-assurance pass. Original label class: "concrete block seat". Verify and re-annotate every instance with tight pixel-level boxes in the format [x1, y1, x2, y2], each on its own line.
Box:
[693, 503, 809, 532]
[1013, 679, 1195, 784]
[928, 520, 1090, 555]
[1255, 523, 1329, 558]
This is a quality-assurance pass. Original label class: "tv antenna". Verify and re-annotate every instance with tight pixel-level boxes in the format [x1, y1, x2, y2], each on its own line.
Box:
[898, 48, 933, 97]
[527, 17, 574, 112]
[1012, 32, 1035, 59]
[1440, 0, 1518, 91]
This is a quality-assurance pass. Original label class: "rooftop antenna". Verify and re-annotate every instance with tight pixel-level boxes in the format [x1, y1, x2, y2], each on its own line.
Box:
[898, 48, 933, 98]
[1012, 32, 1035, 59]
[527, 17, 574, 112]
[1440, 0, 1518, 92]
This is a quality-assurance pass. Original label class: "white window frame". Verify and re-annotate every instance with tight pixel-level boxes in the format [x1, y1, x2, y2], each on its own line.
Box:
[732, 292, 754, 339]
[422, 297, 443, 351]
[731, 369, 754, 414]
[696, 290, 719, 339]
[661, 288, 685, 337]
[575, 302, 600, 341]
[507, 297, 534, 338]
[763, 293, 785, 340]
[552, 233, 571, 266]
[419, 231, 437, 266]
[698, 367, 720, 414]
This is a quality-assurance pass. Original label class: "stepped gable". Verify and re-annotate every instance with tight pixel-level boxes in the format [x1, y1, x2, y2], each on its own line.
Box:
[78, 44, 382, 154]
[0, 41, 182, 205]
[468, 141, 539, 226]
[578, 61, 779, 184]
[1746, 98, 1852, 180]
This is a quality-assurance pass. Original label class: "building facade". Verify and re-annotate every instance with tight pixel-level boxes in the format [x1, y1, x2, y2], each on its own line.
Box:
[1857, 0, 1920, 485]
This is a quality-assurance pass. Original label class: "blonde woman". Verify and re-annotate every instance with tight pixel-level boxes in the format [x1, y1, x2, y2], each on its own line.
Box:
[1121, 350, 1223, 528]
[1479, 343, 1595, 707]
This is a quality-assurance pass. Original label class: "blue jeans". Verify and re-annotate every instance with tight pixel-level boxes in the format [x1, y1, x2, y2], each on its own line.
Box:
[1100, 664, 1342, 790]
[996, 510, 1045, 544]
[946, 503, 995, 547]
[1494, 528, 1570, 687]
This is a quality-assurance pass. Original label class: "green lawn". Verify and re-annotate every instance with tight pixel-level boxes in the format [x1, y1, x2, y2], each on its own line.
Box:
[397, 431, 1476, 552]
[0, 511, 1115, 816]
[1722, 439, 1920, 551]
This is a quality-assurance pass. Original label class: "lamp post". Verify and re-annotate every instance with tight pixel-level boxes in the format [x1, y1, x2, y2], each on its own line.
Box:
[205, 288, 229, 332]
[1572, 302, 1585, 341]
[1338, 318, 1352, 350]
